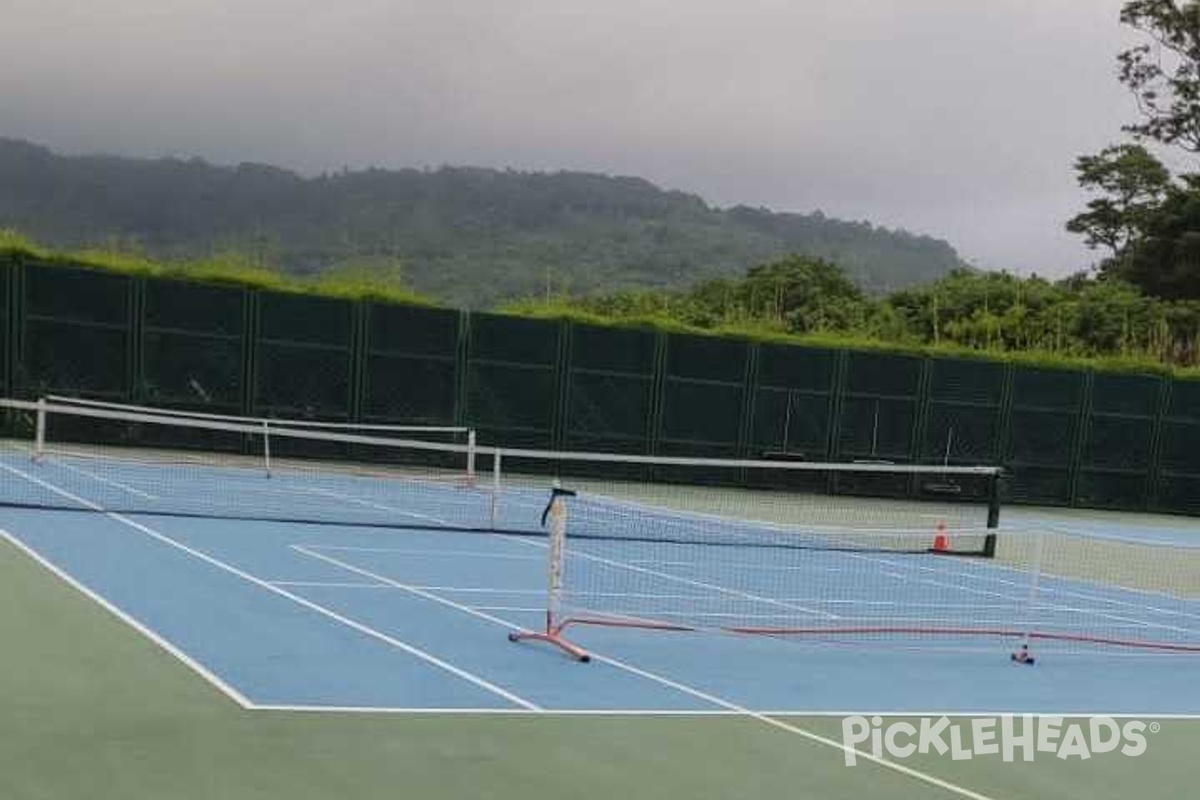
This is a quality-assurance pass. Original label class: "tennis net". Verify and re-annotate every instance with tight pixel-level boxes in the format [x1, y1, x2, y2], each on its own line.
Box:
[7, 398, 1195, 657]
[44, 395, 475, 441]
[0, 398, 1001, 543]
[513, 489, 1200, 660]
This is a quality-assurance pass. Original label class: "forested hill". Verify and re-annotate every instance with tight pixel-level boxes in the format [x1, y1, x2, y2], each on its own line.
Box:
[0, 137, 966, 307]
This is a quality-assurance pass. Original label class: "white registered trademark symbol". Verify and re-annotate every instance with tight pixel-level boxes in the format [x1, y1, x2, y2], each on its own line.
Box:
[1149, 722, 1161, 734]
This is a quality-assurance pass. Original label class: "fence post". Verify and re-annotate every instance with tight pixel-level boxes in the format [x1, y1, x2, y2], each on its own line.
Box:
[240, 289, 260, 417]
[736, 342, 760, 459]
[349, 301, 369, 423]
[552, 320, 572, 451]
[1147, 378, 1172, 510]
[647, 332, 669, 456]
[1068, 370, 1095, 507]
[1, 253, 13, 398]
[129, 276, 145, 402]
[454, 310, 471, 429]
[995, 362, 1016, 466]
[827, 349, 849, 460]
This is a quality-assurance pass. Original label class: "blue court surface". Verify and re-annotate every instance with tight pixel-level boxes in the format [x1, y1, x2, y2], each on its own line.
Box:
[2, 451, 1199, 719]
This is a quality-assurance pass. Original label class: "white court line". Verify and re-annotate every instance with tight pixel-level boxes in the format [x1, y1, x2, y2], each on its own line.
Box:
[558, 541, 838, 621]
[17, 447, 160, 501]
[301, 486, 452, 526]
[268, 580, 391, 589]
[291, 544, 1004, 800]
[0, 461, 539, 712]
[854, 554, 1200, 634]
[0, 526, 252, 709]
[864, 548, 1200, 616]
[314, 545, 542, 561]
[837, 549, 1198, 635]
[245, 705, 1200, 719]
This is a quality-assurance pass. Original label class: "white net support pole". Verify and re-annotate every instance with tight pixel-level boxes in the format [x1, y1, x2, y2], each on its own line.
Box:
[1019, 527, 1046, 650]
[33, 397, 47, 461]
[261, 420, 272, 478]
[546, 489, 566, 626]
[506, 485, 590, 662]
[489, 449, 502, 529]
[467, 429, 477, 485]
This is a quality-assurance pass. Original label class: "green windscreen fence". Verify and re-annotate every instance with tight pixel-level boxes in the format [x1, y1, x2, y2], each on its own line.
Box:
[465, 313, 561, 448]
[1006, 368, 1085, 505]
[751, 344, 835, 460]
[923, 359, 1003, 465]
[19, 263, 132, 400]
[564, 323, 657, 454]
[836, 351, 922, 499]
[745, 344, 835, 494]
[839, 351, 920, 461]
[141, 279, 246, 413]
[658, 334, 749, 458]
[9, 258, 1200, 518]
[1157, 379, 1200, 515]
[1077, 373, 1161, 510]
[255, 291, 354, 420]
[362, 303, 459, 425]
[0, 257, 10, 398]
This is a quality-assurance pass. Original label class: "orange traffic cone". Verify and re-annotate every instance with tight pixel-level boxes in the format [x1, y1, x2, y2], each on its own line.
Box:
[932, 521, 949, 552]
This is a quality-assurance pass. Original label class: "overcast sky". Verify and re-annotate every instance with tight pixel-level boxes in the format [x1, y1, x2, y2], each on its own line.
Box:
[1, 0, 1153, 276]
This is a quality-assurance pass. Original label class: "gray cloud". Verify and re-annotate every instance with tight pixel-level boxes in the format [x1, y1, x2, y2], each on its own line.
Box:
[2, 0, 1151, 275]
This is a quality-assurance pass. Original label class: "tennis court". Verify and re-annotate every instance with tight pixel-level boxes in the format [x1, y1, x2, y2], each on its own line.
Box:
[3, 398, 1199, 799]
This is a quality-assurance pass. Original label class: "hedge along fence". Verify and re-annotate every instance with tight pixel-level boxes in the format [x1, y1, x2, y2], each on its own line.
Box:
[3, 251, 1200, 516]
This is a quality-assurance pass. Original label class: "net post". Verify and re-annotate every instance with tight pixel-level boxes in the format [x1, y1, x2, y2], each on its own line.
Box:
[983, 469, 1002, 558]
[546, 485, 566, 628]
[489, 449, 502, 529]
[33, 397, 47, 461]
[1014, 526, 1046, 662]
[262, 420, 272, 478]
[507, 485, 589, 662]
[466, 429, 477, 485]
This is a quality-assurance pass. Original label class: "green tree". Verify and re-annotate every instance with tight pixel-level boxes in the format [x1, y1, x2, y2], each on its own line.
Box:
[1066, 144, 1172, 254]
[738, 255, 868, 333]
[1119, 176, 1200, 298]
[1118, 0, 1200, 152]
[1068, 1, 1200, 299]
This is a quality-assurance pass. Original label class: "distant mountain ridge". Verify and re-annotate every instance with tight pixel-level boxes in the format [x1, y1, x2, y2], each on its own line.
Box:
[0, 137, 967, 307]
